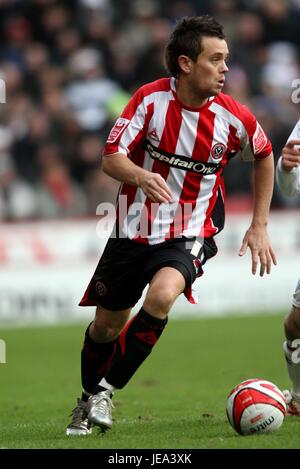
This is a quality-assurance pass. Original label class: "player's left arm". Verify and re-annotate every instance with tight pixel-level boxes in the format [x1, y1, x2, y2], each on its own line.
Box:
[239, 152, 277, 276]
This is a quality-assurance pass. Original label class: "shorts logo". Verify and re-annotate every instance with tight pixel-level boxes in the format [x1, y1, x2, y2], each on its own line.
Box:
[253, 122, 268, 154]
[107, 117, 130, 143]
[211, 143, 225, 160]
[95, 281, 107, 297]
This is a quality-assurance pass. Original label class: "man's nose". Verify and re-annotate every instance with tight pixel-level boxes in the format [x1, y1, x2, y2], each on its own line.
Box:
[221, 61, 229, 73]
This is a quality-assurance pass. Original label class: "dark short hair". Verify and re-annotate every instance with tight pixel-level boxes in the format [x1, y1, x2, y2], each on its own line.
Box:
[165, 15, 225, 77]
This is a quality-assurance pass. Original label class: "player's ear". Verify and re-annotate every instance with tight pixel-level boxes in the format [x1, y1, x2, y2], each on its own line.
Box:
[178, 55, 193, 74]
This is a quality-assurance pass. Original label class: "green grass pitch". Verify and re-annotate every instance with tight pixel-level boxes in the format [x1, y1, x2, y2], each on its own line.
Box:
[1, 313, 299, 449]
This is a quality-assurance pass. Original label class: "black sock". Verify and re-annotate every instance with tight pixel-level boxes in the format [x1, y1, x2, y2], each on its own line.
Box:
[81, 323, 118, 396]
[100, 308, 168, 390]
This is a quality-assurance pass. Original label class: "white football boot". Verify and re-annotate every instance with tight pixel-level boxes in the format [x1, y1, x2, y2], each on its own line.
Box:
[87, 390, 114, 432]
[66, 398, 92, 435]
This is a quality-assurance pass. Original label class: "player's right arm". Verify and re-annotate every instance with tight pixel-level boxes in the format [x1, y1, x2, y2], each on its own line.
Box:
[276, 138, 300, 197]
[102, 153, 173, 203]
[102, 83, 173, 204]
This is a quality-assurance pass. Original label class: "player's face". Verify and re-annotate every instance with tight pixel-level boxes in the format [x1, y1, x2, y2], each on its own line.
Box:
[188, 36, 229, 98]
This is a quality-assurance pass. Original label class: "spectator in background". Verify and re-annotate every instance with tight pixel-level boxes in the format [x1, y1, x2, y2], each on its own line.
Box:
[36, 143, 88, 218]
[135, 17, 173, 87]
[22, 43, 49, 100]
[259, 0, 300, 46]
[1, 15, 32, 67]
[0, 126, 37, 220]
[65, 48, 120, 131]
[261, 42, 300, 102]
[12, 109, 53, 184]
[230, 11, 264, 95]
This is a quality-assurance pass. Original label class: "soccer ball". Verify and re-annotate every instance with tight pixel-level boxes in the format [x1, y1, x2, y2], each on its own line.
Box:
[226, 378, 286, 435]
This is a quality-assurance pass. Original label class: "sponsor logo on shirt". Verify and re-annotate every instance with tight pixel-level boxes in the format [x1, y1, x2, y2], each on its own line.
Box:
[107, 117, 130, 143]
[143, 139, 221, 175]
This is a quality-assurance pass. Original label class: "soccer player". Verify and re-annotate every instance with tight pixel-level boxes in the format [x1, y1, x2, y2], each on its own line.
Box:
[276, 119, 300, 415]
[66, 15, 277, 435]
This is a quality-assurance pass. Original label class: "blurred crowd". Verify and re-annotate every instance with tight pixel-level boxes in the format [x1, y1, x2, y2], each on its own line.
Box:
[0, 0, 300, 221]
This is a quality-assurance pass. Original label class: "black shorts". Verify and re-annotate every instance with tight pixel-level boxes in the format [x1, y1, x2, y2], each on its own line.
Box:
[79, 236, 217, 311]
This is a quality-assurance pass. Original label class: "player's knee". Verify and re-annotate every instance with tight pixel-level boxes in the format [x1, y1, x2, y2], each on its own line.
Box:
[93, 316, 122, 342]
[144, 287, 177, 317]
[284, 307, 300, 339]
[284, 314, 293, 338]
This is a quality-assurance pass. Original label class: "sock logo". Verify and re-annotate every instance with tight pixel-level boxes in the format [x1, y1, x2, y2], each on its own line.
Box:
[136, 331, 157, 345]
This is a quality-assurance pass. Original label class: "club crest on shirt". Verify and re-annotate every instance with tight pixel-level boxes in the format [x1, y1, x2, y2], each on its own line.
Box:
[211, 143, 226, 160]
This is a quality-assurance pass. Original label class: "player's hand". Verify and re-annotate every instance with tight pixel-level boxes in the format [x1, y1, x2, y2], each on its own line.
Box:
[281, 140, 300, 172]
[239, 225, 277, 276]
[139, 171, 173, 203]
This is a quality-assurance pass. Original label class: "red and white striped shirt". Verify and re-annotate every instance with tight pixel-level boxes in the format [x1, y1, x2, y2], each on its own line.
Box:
[104, 77, 272, 245]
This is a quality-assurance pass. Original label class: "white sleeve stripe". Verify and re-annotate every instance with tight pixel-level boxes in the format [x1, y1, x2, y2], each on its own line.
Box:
[209, 102, 247, 145]
[118, 91, 173, 154]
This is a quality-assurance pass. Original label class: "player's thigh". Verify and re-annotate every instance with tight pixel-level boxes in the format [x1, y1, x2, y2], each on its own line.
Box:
[80, 237, 148, 311]
[286, 279, 300, 325]
[147, 266, 186, 296]
[284, 279, 300, 337]
[144, 243, 192, 316]
[145, 240, 197, 291]
[145, 236, 218, 284]
[144, 266, 186, 314]
[285, 305, 300, 332]
[293, 278, 300, 309]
